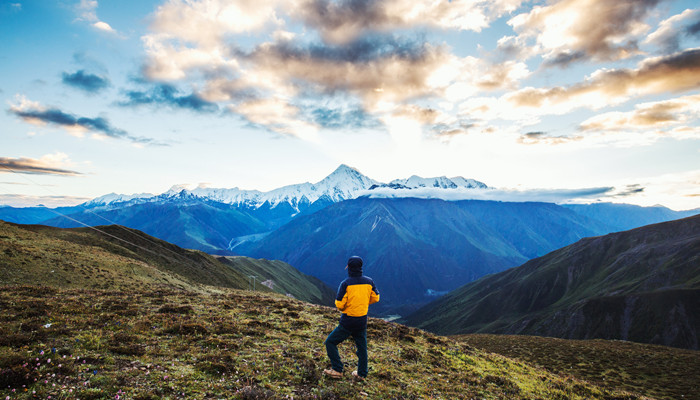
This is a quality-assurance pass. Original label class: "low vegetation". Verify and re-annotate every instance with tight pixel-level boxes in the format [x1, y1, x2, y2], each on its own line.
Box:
[457, 334, 700, 400]
[0, 285, 646, 400]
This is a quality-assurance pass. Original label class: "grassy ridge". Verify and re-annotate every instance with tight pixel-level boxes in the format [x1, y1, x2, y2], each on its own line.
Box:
[0, 221, 334, 303]
[0, 285, 645, 400]
[457, 334, 700, 400]
[0, 221, 253, 293]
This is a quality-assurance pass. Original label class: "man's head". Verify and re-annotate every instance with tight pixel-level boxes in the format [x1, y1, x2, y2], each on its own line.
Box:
[347, 256, 363, 272]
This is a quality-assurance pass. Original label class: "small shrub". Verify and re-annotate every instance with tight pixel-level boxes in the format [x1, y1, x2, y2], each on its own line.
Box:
[236, 385, 275, 399]
[400, 347, 422, 362]
[0, 353, 40, 389]
[157, 305, 193, 314]
[161, 322, 208, 336]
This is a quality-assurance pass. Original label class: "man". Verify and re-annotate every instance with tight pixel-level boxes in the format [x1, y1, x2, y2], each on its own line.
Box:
[323, 256, 380, 381]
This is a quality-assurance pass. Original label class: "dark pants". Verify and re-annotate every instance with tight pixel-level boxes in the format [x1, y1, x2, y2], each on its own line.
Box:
[324, 324, 368, 377]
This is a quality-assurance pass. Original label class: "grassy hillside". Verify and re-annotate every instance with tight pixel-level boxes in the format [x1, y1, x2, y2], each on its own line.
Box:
[405, 215, 700, 349]
[218, 256, 336, 305]
[0, 221, 333, 303]
[0, 285, 646, 400]
[0, 220, 260, 292]
[457, 334, 700, 400]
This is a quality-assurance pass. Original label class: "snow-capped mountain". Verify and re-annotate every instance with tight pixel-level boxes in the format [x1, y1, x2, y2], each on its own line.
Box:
[372, 175, 488, 190]
[80, 164, 487, 210]
[83, 192, 155, 207]
[184, 164, 379, 210]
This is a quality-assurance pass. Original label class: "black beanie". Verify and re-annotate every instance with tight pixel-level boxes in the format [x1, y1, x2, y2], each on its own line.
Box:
[347, 256, 363, 270]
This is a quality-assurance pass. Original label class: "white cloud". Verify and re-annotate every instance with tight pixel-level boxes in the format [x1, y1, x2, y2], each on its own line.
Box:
[93, 21, 115, 33]
[0, 194, 90, 208]
[363, 186, 615, 203]
[644, 9, 699, 53]
[508, 0, 658, 64]
[76, 0, 117, 34]
[579, 94, 700, 134]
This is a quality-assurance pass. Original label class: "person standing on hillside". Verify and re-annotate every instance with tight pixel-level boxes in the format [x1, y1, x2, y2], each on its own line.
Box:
[323, 256, 380, 381]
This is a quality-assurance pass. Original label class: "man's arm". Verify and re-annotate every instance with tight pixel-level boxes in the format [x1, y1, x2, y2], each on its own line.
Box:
[369, 281, 379, 305]
[335, 281, 349, 311]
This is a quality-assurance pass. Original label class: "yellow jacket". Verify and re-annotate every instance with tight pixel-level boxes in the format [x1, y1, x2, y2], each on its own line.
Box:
[335, 275, 380, 319]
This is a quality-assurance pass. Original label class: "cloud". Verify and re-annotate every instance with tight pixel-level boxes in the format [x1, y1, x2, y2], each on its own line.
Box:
[230, 98, 319, 141]
[517, 131, 583, 145]
[92, 21, 115, 33]
[148, 0, 286, 48]
[363, 186, 615, 203]
[231, 35, 455, 109]
[506, 48, 700, 114]
[644, 9, 700, 53]
[120, 84, 218, 112]
[140, 0, 533, 138]
[295, 0, 525, 44]
[62, 70, 110, 93]
[579, 94, 700, 136]
[610, 184, 645, 198]
[76, 0, 116, 33]
[509, 0, 661, 65]
[8, 96, 164, 146]
[306, 105, 381, 130]
[0, 153, 82, 176]
[0, 194, 90, 208]
[688, 19, 700, 36]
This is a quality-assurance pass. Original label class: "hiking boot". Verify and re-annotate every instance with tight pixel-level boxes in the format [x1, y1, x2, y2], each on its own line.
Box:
[323, 369, 343, 379]
[352, 370, 365, 381]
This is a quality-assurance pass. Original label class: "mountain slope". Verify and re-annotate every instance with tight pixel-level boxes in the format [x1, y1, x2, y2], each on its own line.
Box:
[405, 214, 700, 349]
[564, 202, 700, 232]
[0, 221, 333, 304]
[458, 334, 700, 400]
[38, 194, 267, 254]
[218, 256, 336, 305]
[238, 197, 608, 313]
[0, 285, 645, 400]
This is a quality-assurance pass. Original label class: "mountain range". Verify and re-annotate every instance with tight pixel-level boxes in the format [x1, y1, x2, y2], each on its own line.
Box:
[237, 197, 624, 314]
[404, 214, 700, 350]
[1, 164, 698, 314]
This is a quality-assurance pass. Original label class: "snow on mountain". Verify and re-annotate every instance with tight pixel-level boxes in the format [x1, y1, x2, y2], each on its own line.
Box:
[83, 165, 488, 209]
[83, 192, 155, 207]
[177, 164, 378, 210]
[381, 175, 488, 190]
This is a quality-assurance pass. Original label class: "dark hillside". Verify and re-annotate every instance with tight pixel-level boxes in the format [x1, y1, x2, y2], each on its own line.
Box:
[405, 214, 700, 349]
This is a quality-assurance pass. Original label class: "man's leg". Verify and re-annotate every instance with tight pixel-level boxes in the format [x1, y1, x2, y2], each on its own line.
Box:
[352, 328, 368, 377]
[325, 325, 351, 373]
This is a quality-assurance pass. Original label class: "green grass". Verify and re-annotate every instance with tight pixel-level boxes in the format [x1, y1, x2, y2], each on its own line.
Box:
[456, 334, 700, 400]
[0, 221, 334, 304]
[0, 285, 646, 400]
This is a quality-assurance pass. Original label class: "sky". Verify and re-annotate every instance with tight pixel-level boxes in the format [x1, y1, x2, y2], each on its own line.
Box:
[1, 0, 699, 210]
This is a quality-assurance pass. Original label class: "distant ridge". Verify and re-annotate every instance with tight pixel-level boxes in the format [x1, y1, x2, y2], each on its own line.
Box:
[405, 214, 700, 350]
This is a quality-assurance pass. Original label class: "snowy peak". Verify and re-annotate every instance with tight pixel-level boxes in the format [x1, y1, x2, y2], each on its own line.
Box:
[260, 164, 378, 208]
[83, 192, 154, 207]
[377, 175, 488, 190]
[312, 164, 379, 202]
[82, 165, 488, 210]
